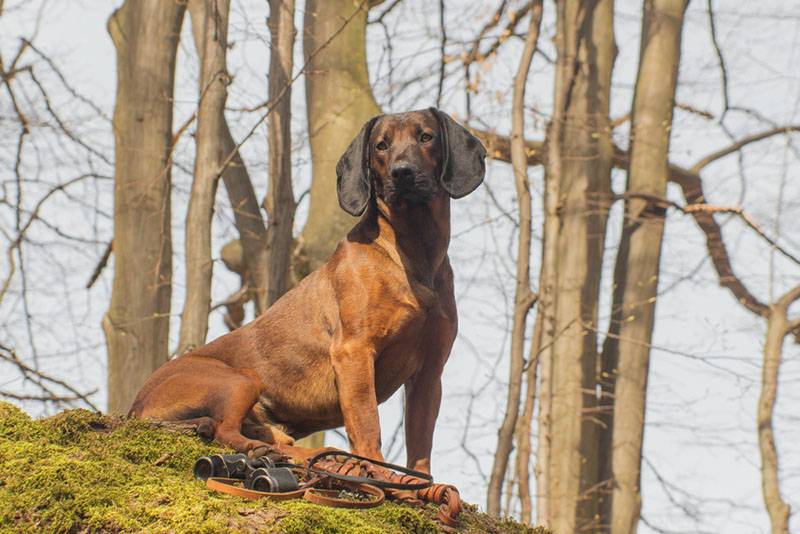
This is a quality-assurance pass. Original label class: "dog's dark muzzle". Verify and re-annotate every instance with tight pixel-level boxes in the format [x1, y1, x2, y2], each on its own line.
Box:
[386, 167, 437, 204]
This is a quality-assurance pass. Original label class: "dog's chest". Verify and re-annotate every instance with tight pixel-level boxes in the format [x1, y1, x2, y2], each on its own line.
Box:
[372, 288, 448, 403]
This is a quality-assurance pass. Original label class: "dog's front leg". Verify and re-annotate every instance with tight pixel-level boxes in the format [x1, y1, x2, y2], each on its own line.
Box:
[404, 305, 457, 474]
[404, 364, 444, 474]
[330, 339, 384, 460]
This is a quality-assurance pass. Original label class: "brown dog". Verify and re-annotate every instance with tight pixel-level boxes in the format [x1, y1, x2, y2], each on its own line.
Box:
[129, 108, 485, 474]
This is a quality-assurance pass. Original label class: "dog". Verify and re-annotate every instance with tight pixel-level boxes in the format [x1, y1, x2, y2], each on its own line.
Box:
[129, 108, 485, 474]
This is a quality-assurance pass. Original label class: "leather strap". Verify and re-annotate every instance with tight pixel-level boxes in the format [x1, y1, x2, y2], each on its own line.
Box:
[307, 451, 433, 490]
[303, 484, 385, 509]
[207, 476, 384, 509]
[206, 477, 307, 501]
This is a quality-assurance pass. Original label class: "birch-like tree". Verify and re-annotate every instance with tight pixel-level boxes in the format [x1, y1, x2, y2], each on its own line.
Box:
[486, 0, 543, 517]
[104, 0, 185, 414]
[598, 2, 689, 532]
[265, 0, 297, 306]
[179, 0, 233, 355]
[546, 2, 615, 530]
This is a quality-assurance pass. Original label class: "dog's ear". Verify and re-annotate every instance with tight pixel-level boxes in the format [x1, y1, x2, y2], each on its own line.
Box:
[429, 108, 486, 198]
[336, 116, 380, 216]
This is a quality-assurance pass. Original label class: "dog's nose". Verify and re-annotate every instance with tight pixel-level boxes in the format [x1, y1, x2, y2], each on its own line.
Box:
[390, 164, 415, 181]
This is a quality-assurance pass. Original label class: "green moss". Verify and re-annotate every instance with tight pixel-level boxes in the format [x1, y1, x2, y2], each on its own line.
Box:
[0, 402, 42, 442]
[0, 402, 549, 533]
[271, 500, 439, 534]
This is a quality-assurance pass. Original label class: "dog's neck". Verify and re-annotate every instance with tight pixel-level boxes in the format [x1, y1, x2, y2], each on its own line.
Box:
[359, 193, 451, 286]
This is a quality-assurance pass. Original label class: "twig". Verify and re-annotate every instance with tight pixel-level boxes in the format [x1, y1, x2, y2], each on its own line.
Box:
[435, 0, 446, 108]
[690, 125, 800, 173]
[86, 240, 113, 289]
[210, 284, 250, 312]
[0, 343, 99, 411]
[1, 173, 104, 305]
[706, 0, 730, 119]
[368, 0, 402, 24]
[618, 192, 800, 268]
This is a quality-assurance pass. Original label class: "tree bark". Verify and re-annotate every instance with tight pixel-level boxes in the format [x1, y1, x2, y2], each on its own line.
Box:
[516, 303, 544, 524]
[178, 0, 232, 355]
[599, 2, 688, 532]
[547, 0, 615, 531]
[535, 302, 554, 526]
[533, 13, 570, 522]
[187, 6, 268, 319]
[486, 1, 543, 517]
[298, 0, 381, 275]
[265, 0, 297, 306]
[758, 286, 799, 534]
[104, 0, 185, 414]
[219, 142, 269, 317]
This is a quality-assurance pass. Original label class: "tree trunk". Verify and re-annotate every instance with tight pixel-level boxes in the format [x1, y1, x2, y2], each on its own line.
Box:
[599, 2, 688, 532]
[265, 0, 297, 306]
[757, 287, 799, 534]
[533, 0, 576, 519]
[104, 0, 185, 414]
[516, 304, 544, 524]
[546, 0, 615, 531]
[486, 1, 543, 517]
[298, 0, 381, 275]
[178, 0, 232, 355]
[219, 139, 269, 316]
[535, 302, 554, 526]
[534, 28, 568, 524]
[187, 6, 269, 319]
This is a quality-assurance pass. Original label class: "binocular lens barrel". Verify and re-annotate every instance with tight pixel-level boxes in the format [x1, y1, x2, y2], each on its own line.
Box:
[193, 455, 223, 480]
[193, 453, 249, 481]
[246, 467, 299, 493]
[194, 454, 298, 493]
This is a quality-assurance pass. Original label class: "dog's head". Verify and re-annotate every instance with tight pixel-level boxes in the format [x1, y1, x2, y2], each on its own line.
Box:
[336, 108, 486, 216]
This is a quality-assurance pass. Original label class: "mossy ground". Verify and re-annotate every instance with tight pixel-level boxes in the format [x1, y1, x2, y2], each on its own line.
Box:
[0, 402, 548, 533]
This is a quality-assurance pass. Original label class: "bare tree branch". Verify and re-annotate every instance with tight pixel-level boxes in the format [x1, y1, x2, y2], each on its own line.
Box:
[0, 343, 99, 411]
[690, 126, 800, 173]
[487, 0, 543, 517]
[435, 0, 446, 108]
[86, 240, 113, 289]
[476, 124, 800, 320]
[705, 0, 730, 118]
[618, 192, 800, 268]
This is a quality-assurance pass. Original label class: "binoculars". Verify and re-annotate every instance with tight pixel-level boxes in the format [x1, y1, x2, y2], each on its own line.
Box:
[193, 453, 300, 493]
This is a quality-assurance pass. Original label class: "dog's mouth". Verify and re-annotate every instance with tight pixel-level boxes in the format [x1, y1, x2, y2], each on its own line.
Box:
[383, 176, 438, 205]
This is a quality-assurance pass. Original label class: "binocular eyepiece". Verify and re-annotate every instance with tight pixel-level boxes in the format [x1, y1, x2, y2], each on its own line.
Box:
[193, 453, 299, 493]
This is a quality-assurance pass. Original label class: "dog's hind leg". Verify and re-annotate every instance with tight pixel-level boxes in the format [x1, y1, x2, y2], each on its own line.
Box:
[132, 356, 273, 453]
[159, 416, 217, 442]
[206, 370, 272, 453]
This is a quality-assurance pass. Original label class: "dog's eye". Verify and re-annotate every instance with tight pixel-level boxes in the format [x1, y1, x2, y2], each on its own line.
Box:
[420, 133, 433, 143]
[376, 141, 388, 151]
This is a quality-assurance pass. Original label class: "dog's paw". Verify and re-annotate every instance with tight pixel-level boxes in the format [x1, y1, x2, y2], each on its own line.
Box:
[248, 444, 271, 459]
[267, 426, 295, 446]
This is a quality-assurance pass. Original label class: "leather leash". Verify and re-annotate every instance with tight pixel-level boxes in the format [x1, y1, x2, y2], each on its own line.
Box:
[306, 450, 433, 490]
[206, 475, 385, 509]
[206, 477, 309, 501]
[303, 484, 385, 508]
[200, 449, 460, 523]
